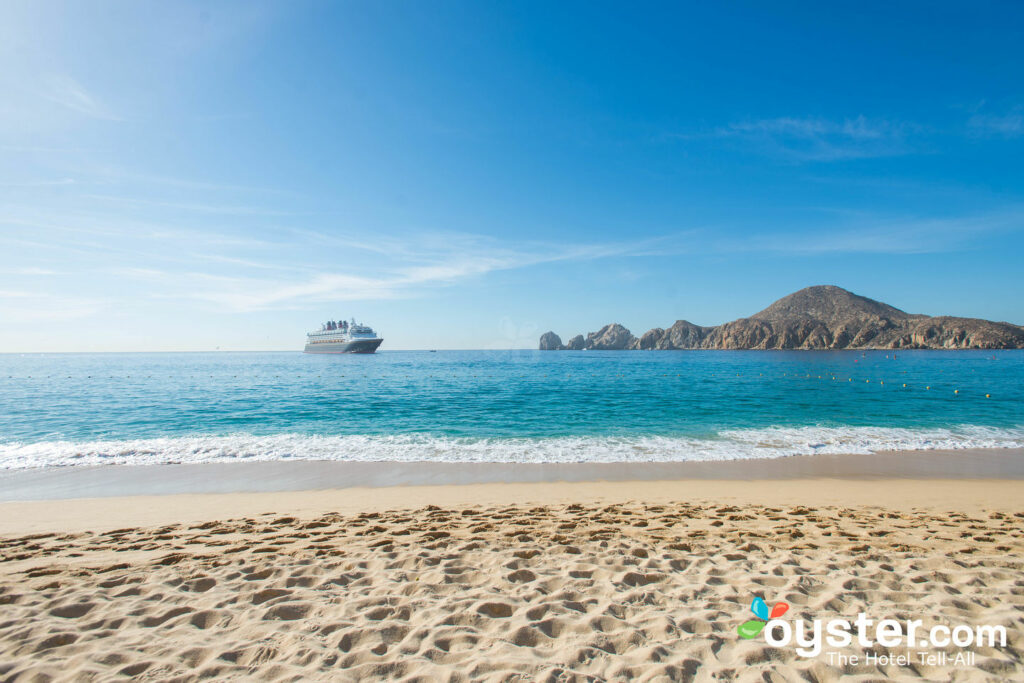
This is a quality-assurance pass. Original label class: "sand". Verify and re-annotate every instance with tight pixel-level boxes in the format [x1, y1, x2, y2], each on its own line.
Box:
[1, 476, 1023, 681]
[4, 448, 1024, 502]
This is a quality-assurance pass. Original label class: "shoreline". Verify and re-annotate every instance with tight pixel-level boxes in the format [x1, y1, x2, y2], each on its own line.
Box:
[3, 479, 1023, 537]
[0, 447, 1021, 536]
[0, 447, 1021, 503]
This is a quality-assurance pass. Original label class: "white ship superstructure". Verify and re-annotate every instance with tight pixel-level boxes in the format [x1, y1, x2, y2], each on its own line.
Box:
[304, 318, 383, 354]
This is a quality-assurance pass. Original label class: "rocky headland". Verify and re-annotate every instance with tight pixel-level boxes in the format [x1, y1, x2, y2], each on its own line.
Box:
[539, 285, 1024, 350]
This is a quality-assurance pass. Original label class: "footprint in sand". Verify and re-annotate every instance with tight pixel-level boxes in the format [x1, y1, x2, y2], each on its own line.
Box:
[476, 602, 514, 618]
[262, 602, 312, 621]
[48, 602, 95, 619]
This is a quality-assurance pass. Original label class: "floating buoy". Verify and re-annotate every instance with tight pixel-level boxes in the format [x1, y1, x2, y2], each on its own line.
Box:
[926, 386, 930, 390]
[902, 383, 906, 387]
[954, 389, 959, 394]
[986, 394, 991, 398]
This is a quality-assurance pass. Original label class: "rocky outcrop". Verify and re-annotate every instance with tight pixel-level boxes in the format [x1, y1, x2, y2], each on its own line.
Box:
[564, 334, 586, 350]
[904, 316, 1024, 350]
[585, 323, 637, 350]
[540, 285, 1024, 350]
[538, 331, 564, 350]
[659, 320, 712, 349]
[637, 328, 665, 350]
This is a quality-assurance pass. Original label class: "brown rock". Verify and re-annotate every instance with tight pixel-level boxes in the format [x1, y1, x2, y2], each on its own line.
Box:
[539, 285, 1024, 350]
[564, 335, 586, 350]
[538, 332, 564, 351]
[585, 323, 636, 350]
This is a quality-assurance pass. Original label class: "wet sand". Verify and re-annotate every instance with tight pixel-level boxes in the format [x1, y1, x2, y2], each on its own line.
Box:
[1, 447, 1022, 502]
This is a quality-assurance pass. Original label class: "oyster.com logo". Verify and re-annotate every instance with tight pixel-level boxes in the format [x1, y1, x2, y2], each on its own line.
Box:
[734, 594, 1006, 665]
[737, 596, 789, 639]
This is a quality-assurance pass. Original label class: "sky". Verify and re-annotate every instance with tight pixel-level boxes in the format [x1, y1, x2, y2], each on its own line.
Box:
[1, 1, 1022, 351]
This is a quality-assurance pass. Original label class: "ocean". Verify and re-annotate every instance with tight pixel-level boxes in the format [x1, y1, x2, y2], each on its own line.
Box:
[1, 350, 1022, 469]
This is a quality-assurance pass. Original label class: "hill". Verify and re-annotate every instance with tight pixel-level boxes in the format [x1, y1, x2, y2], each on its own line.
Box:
[539, 286, 1024, 350]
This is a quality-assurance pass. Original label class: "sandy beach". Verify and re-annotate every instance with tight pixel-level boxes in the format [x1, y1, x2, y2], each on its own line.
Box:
[2, 452, 1023, 681]
[4, 0, 1024, 677]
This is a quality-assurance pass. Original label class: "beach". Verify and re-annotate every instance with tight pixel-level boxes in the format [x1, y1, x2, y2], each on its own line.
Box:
[2, 450, 1023, 681]
[5, 0, 1024, 678]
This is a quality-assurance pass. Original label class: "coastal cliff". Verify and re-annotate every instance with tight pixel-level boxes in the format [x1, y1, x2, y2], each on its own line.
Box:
[540, 285, 1024, 350]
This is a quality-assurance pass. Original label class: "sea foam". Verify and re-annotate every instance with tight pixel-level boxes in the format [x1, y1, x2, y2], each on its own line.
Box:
[1, 425, 1022, 470]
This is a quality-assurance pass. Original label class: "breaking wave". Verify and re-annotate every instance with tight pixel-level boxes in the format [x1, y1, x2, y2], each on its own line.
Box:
[1, 425, 1023, 470]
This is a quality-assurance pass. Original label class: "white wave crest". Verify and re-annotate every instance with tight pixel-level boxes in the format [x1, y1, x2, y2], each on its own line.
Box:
[1, 425, 1023, 470]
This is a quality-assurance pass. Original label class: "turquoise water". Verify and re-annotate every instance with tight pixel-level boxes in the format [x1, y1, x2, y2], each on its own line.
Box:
[0, 350, 1022, 468]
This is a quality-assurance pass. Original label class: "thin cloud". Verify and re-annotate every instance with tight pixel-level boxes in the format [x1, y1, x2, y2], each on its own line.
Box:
[0, 294, 102, 323]
[683, 115, 916, 161]
[41, 75, 121, 121]
[54, 161, 296, 195]
[105, 267, 168, 279]
[288, 228, 411, 257]
[0, 178, 76, 187]
[714, 208, 1024, 255]
[116, 233, 671, 312]
[184, 272, 418, 311]
[83, 194, 301, 216]
[187, 252, 314, 272]
[0, 267, 58, 276]
[968, 111, 1023, 138]
[0, 211, 281, 252]
[177, 256, 548, 312]
[289, 227, 675, 265]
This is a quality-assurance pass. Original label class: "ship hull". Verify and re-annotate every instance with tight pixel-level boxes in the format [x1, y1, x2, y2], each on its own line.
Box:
[304, 338, 383, 354]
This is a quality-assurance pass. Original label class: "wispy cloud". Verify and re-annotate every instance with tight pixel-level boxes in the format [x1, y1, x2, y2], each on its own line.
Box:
[83, 194, 300, 216]
[682, 115, 917, 162]
[41, 75, 121, 121]
[715, 207, 1024, 255]
[0, 267, 58, 276]
[0, 178, 76, 187]
[0, 294, 102, 324]
[187, 250, 572, 311]
[968, 110, 1023, 138]
[0, 210, 281, 254]
[143, 212, 1016, 311]
[106, 232, 669, 312]
[11, 185, 1018, 321]
[59, 163, 301, 196]
[187, 252, 313, 272]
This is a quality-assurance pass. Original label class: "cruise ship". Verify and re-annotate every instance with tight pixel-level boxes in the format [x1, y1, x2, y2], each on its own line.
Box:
[304, 318, 383, 354]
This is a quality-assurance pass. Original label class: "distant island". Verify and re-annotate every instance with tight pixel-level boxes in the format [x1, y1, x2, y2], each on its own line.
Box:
[539, 285, 1024, 350]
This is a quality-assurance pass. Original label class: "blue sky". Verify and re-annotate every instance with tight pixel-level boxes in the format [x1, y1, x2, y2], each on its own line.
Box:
[1, 1, 1022, 351]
